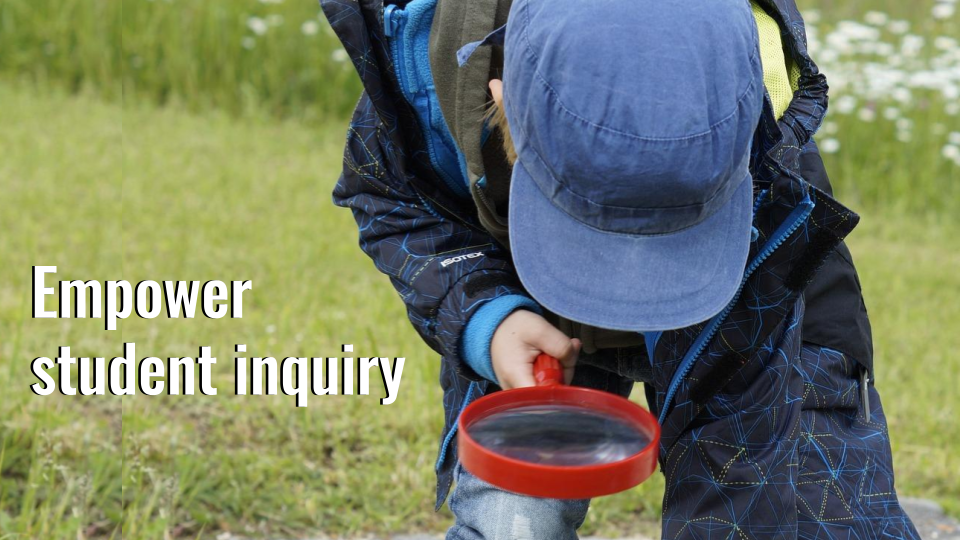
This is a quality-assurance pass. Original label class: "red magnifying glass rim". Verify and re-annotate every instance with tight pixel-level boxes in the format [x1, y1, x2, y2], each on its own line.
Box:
[458, 355, 661, 499]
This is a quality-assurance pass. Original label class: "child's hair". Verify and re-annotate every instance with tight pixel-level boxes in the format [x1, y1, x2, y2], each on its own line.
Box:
[485, 98, 518, 166]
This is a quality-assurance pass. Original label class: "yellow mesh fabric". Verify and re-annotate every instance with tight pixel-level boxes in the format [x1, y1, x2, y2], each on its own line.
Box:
[789, 61, 802, 91]
[751, 2, 800, 120]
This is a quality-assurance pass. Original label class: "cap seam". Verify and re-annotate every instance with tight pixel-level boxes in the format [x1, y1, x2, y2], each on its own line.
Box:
[534, 63, 760, 143]
[516, 144, 752, 236]
[514, 0, 761, 142]
[559, 172, 754, 239]
[516, 0, 761, 144]
[509, 184, 751, 331]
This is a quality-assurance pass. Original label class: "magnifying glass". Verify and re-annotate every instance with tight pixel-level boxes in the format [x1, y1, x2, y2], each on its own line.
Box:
[458, 354, 661, 499]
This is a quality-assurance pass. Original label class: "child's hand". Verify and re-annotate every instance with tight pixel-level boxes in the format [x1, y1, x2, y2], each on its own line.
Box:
[490, 310, 581, 389]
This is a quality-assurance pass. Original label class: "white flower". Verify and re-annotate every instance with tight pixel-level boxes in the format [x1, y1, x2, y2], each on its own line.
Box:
[266, 14, 284, 27]
[803, 9, 821, 24]
[864, 11, 888, 26]
[247, 17, 268, 36]
[949, 132, 960, 145]
[883, 107, 900, 120]
[825, 34, 854, 56]
[822, 121, 839, 135]
[858, 108, 877, 122]
[820, 138, 841, 154]
[934, 36, 958, 50]
[932, 3, 955, 19]
[301, 20, 319, 36]
[896, 130, 913, 143]
[892, 87, 913, 104]
[873, 42, 895, 56]
[332, 48, 349, 63]
[266, 324, 276, 334]
[901, 34, 925, 57]
[896, 118, 914, 131]
[887, 20, 910, 34]
[242, 37, 256, 50]
[835, 95, 857, 114]
[947, 102, 960, 116]
[943, 144, 960, 161]
[836, 21, 881, 41]
[817, 49, 839, 64]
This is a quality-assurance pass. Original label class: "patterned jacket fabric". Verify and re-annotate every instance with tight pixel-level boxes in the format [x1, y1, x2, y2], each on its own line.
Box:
[319, 2, 915, 536]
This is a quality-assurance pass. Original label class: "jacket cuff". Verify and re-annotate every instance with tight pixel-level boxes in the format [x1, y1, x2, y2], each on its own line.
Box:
[435, 270, 529, 382]
[460, 295, 542, 384]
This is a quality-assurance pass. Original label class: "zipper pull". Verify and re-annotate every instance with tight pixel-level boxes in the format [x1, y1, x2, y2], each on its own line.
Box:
[384, 4, 402, 37]
[860, 366, 871, 423]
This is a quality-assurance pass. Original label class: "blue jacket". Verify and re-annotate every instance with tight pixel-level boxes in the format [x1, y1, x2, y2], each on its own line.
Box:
[321, 0, 868, 509]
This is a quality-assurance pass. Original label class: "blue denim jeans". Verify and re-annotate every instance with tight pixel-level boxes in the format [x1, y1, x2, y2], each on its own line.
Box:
[446, 463, 590, 540]
[445, 343, 918, 539]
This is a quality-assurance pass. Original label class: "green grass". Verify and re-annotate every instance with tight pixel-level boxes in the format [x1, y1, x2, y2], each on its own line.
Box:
[822, 103, 960, 215]
[0, 83, 957, 539]
[0, 0, 362, 122]
[2, 0, 957, 213]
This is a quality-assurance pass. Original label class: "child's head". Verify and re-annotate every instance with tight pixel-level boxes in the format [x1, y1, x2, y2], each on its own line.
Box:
[499, 0, 764, 332]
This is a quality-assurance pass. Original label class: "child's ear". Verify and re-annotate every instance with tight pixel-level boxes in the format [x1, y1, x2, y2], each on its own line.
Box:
[485, 79, 517, 165]
[489, 79, 504, 108]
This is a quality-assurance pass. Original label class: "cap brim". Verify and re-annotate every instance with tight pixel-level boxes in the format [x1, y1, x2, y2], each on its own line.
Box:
[509, 160, 753, 332]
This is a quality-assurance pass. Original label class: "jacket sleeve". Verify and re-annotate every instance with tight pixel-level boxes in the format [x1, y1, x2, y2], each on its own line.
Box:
[332, 92, 530, 380]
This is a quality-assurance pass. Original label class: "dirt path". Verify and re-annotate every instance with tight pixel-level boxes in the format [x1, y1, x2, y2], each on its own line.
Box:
[901, 498, 960, 540]
[227, 496, 957, 540]
[284, 536, 656, 540]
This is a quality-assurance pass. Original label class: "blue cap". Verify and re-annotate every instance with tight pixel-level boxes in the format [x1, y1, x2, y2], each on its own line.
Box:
[504, 0, 764, 332]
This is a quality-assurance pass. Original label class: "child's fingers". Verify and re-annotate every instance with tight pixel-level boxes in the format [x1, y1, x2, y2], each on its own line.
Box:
[563, 338, 581, 385]
[490, 310, 578, 389]
[535, 334, 575, 365]
[532, 328, 580, 373]
[499, 357, 537, 390]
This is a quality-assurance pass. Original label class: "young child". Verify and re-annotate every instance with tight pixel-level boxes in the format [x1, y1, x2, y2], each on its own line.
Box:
[321, 0, 919, 538]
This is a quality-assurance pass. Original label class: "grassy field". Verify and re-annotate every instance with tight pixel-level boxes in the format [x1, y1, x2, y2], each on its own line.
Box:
[0, 82, 957, 539]
[0, 0, 361, 122]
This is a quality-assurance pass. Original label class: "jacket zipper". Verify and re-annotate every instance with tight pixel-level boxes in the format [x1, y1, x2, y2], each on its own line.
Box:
[435, 381, 479, 471]
[385, 4, 470, 199]
[657, 192, 815, 425]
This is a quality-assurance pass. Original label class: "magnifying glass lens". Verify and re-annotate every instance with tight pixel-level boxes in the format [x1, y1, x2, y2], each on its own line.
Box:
[467, 404, 652, 466]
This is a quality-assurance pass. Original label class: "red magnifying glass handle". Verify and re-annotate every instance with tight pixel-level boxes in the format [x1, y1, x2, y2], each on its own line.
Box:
[534, 354, 564, 387]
